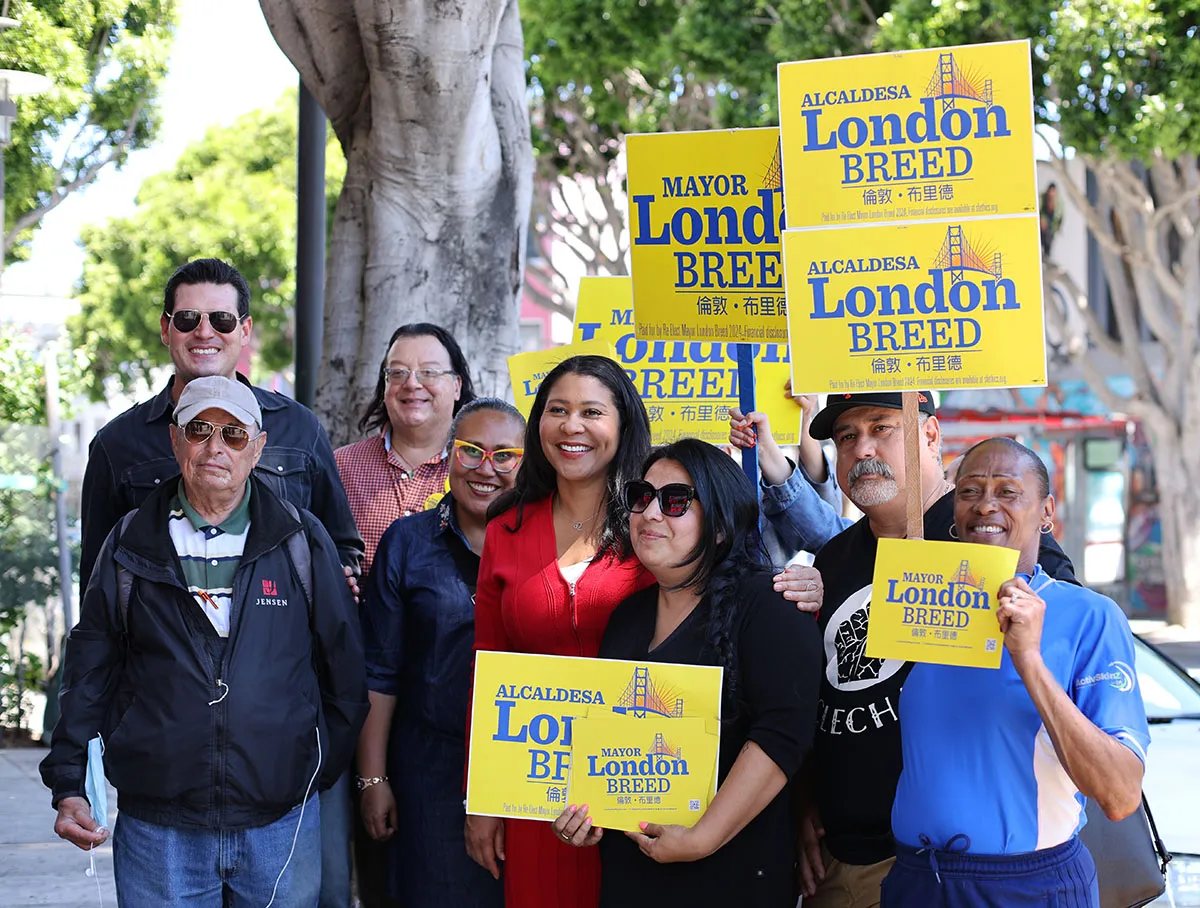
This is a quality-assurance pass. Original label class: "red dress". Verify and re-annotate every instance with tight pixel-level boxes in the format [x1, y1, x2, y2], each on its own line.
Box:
[472, 496, 654, 908]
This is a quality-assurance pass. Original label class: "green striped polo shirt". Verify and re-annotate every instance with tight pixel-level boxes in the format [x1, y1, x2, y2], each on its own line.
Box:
[168, 482, 252, 638]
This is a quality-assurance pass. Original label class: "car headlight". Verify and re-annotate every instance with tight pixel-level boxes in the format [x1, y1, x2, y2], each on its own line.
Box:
[1166, 854, 1200, 907]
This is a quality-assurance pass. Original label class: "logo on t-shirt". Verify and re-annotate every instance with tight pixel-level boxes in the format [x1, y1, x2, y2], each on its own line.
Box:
[1075, 660, 1135, 693]
[823, 585, 906, 692]
[262, 579, 277, 596]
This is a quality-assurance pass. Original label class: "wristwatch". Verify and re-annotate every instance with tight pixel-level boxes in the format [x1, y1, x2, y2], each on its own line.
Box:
[356, 776, 388, 791]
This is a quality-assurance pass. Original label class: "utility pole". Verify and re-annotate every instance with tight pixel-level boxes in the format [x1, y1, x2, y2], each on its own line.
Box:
[294, 81, 326, 409]
[43, 343, 73, 652]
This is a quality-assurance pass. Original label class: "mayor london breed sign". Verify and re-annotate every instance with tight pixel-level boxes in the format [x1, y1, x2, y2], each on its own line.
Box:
[467, 651, 723, 822]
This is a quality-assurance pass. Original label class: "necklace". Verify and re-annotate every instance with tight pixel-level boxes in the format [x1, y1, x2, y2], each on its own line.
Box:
[557, 495, 602, 532]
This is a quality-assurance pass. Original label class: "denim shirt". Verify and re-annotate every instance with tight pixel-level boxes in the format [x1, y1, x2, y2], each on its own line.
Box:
[360, 494, 480, 741]
[79, 374, 363, 591]
[761, 449, 851, 565]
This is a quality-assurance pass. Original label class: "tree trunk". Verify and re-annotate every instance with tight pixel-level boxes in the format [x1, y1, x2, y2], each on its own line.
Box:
[261, 0, 534, 445]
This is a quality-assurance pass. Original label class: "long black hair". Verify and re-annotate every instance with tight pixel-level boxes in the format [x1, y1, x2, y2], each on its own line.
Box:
[640, 439, 770, 706]
[487, 355, 651, 559]
[358, 323, 477, 436]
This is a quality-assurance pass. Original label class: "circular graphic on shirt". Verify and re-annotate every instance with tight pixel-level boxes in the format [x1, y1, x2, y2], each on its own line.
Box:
[823, 585, 906, 692]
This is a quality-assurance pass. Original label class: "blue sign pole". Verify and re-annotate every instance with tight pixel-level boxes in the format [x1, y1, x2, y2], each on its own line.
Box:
[736, 343, 758, 488]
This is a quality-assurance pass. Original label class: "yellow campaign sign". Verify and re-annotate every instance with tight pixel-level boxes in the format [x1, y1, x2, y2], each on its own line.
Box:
[567, 717, 719, 832]
[506, 339, 617, 418]
[466, 651, 723, 822]
[626, 128, 788, 343]
[573, 276, 801, 444]
[866, 538, 1020, 668]
[783, 215, 1046, 393]
[777, 40, 1037, 229]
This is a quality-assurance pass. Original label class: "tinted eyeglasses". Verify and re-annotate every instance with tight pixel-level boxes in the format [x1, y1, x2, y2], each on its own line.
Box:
[453, 439, 523, 473]
[166, 309, 245, 334]
[177, 419, 261, 451]
[383, 368, 456, 385]
[623, 480, 696, 517]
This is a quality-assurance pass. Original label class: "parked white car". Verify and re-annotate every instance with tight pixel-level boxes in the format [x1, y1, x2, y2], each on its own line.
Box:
[1136, 636, 1200, 906]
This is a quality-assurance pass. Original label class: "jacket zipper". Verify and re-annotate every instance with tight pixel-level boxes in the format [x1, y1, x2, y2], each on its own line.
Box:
[568, 579, 581, 653]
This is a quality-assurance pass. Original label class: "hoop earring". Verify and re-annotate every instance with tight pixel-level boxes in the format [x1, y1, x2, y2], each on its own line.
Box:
[948, 525, 959, 539]
[1040, 524, 1054, 535]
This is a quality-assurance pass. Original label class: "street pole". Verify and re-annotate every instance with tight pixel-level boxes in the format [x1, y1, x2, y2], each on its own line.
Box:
[43, 344, 74, 647]
[294, 80, 326, 410]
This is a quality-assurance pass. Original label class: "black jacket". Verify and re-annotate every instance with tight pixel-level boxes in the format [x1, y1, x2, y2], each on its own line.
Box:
[78, 373, 364, 592]
[41, 475, 368, 830]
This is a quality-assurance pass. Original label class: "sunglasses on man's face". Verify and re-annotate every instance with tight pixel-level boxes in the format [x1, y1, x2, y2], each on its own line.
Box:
[166, 309, 244, 334]
[623, 480, 696, 517]
[178, 419, 260, 451]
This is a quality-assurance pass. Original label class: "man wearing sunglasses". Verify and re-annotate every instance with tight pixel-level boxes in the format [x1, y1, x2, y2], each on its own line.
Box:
[78, 258, 363, 595]
[43, 375, 367, 908]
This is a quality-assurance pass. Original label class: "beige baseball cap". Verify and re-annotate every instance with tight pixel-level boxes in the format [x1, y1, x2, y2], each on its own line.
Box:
[174, 376, 262, 429]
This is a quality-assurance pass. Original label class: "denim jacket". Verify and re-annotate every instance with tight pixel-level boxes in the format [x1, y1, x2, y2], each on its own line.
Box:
[360, 495, 479, 741]
[79, 374, 363, 591]
[761, 448, 851, 566]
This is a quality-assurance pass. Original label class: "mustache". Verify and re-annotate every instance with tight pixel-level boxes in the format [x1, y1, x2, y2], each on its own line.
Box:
[848, 458, 895, 484]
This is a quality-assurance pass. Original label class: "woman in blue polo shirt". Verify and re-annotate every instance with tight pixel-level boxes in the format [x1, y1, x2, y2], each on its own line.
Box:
[883, 438, 1149, 908]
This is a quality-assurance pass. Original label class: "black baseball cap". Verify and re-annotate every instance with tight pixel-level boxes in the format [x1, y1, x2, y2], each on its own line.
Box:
[809, 391, 936, 440]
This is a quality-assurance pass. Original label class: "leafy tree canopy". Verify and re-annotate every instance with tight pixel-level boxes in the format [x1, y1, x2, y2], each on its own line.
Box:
[69, 89, 345, 399]
[1, 0, 177, 262]
[879, 0, 1200, 158]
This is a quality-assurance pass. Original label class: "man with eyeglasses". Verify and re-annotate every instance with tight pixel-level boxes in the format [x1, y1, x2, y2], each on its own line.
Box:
[78, 257, 363, 595]
[43, 376, 367, 908]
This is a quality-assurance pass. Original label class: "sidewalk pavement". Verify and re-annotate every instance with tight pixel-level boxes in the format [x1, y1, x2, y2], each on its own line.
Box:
[0, 747, 117, 907]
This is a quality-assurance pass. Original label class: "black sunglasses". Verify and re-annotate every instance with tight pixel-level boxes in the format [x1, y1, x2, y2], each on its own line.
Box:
[166, 309, 244, 334]
[624, 480, 696, 518]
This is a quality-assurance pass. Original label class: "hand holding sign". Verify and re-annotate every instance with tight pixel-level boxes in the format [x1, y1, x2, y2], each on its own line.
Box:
[996, 576, 1045, 660]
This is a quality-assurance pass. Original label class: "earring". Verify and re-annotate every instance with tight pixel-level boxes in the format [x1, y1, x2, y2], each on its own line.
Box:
[1040, 523, 1054, 534]
[948, 525, 959, 539]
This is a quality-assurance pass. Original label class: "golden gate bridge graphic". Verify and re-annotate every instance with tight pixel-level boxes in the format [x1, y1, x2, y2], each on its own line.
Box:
[649, 732, 683, 759]
[924, 51, 994, 114]
[931, 225, 1003, 286]
[951, 559, 986, 591]
[763, 139, 783, 191]
[611, 667, 686, 719]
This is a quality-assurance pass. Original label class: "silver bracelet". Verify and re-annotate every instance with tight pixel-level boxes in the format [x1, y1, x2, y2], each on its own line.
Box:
[356, 776, 388, 791]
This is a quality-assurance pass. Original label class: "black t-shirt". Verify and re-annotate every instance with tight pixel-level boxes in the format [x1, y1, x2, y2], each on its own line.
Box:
[597, 570, 823, 908]
[811, 491, 1078, 865]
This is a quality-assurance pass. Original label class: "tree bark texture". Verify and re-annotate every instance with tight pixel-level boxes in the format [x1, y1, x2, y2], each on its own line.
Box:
[260, 0, 534, 445]
[1043, 151, 1200, 627]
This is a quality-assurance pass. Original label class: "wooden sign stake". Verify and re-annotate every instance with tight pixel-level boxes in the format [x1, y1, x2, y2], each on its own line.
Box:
[902, 391, 924, 541]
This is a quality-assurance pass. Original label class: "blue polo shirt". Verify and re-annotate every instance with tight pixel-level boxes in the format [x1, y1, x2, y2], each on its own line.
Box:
[892, 565, 1150, 855]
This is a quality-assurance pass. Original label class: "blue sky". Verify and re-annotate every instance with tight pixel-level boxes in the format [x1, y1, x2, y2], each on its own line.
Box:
[4, 0, 297, 298]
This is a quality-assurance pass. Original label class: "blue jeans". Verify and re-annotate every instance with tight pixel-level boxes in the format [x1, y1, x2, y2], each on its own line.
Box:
[112, 797, 321, 908]
[318, 772, 352, 908]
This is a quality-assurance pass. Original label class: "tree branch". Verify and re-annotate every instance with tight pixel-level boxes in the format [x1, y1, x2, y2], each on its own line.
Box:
[4, 102, 145, 251]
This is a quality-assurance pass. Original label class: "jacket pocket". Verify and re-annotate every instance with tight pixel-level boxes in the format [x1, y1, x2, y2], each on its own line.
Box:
[254, 448, 312, 509]
[122, 457, 181, 509]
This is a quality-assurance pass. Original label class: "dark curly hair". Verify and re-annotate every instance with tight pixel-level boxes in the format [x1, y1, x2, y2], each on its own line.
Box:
[358, 323, 476, 436]
[637, 439, 770, 710]
[487, 355, 651, 559]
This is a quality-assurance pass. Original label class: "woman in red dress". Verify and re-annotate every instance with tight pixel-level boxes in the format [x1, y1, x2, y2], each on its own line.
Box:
[465, 355, 654, 908]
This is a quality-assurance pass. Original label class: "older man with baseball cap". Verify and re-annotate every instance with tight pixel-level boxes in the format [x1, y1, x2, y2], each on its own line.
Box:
[730, 391, 1078, 908]
[42, 375, 368, 908]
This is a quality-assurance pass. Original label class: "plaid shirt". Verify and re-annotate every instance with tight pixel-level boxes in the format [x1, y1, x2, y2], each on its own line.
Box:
[334, 434, 449, 577]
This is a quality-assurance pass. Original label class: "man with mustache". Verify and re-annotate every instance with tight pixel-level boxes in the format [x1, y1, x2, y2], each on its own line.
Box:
[730, 392, 1076, 908]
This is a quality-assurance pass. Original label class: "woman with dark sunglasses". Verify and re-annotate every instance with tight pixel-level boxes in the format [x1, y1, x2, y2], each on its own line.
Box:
[356, 398, 526, 908]
[552, 439, 823, 907]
